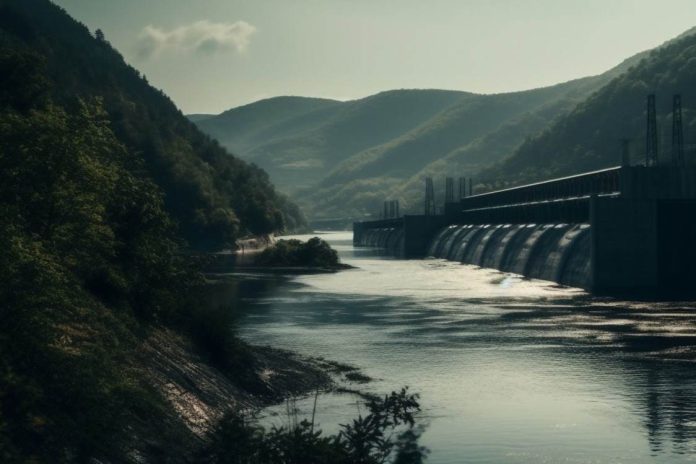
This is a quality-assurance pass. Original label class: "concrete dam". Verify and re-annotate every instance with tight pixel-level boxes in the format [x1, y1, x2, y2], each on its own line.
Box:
[353, 165, 696, 298]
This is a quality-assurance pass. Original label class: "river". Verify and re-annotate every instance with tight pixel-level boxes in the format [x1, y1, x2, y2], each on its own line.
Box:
[233, 231, 696, 463]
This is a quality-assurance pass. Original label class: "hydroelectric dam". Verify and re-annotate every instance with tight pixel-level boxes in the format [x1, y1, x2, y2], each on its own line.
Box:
[353, 163, 696, 298]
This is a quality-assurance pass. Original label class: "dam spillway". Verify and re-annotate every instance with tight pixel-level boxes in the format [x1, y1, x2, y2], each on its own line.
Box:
[353, 166, 696, 298]
[428, 223, 591, 289]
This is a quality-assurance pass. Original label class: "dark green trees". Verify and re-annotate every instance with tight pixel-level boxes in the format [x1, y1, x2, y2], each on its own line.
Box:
[257, 237, 346, 269]
[202, 388, 427, 464]
[0, 54, 197, 458]
[0, 0, 306, 250]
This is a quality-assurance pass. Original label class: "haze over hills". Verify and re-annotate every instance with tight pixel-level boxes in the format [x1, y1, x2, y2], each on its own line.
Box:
[197, 96, 342, 157]
[192, 26, 696, 222]
[304, 77, 611, 218]
[196, 90, 471, 193]
[478, 28, 696, 189]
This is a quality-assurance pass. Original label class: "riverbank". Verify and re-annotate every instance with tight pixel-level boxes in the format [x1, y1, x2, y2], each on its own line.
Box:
[125, 246, 364, 461]
[125, 327, 345, 461]
[105, 237, 371, 463]
[203, 235, 275, 271]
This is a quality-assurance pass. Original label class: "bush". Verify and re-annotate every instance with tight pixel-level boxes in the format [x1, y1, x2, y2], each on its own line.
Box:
[256, 237, 347, 269]
[201, 388, 428, 464]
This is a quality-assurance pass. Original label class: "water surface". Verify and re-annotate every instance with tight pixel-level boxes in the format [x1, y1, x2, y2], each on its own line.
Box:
[235, 231, 696, 463]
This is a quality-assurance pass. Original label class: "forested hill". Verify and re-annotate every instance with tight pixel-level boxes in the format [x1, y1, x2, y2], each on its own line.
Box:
[0, 0, 313, 460]
[191, 44, 654, 220]
[195, 90, 472, 194]
[0, 0, 306, 250]
[192, 27, 694, 221]
[478, 28, 696, 189]
[196, 96, 343, 157]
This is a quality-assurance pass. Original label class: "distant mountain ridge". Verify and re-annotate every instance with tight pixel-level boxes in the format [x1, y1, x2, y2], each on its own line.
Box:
[192, 26, 696, 221]
[199, 96, 342, 156]
[477, 27, 696, 189]
[196, 90, 471, 193]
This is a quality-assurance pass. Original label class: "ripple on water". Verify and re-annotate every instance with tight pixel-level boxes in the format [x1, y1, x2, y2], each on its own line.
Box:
[235, 232, 696, 464]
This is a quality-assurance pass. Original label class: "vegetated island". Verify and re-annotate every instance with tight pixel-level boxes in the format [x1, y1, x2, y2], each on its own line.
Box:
[254, 236, 354, 272]
[206, 236, 354, 272]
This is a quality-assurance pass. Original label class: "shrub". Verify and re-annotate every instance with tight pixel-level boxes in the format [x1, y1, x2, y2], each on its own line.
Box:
[256, 237, 347, 269]
[201, 388, 427, 464]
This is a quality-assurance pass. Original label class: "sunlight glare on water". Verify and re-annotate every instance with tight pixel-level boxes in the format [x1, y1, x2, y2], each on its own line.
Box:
[235, 231, 696, 464]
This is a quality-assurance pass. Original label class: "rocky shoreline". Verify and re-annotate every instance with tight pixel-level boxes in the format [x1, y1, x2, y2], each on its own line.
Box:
[126, 238, 362, 460]
[128, 326, 367, 461]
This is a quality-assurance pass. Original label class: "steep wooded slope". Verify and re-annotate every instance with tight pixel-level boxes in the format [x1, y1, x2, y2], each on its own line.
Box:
[0, 0, 306, 248]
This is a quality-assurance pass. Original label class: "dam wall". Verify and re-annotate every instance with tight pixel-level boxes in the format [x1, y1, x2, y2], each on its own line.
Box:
[591, 196, 696, 297]
[428, 223, 591, 289]
[353, 215, 447, 257]
[353, 166, 696, 298]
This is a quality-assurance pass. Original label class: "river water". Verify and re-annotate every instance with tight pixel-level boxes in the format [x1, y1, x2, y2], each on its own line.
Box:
[234, 231, 696, 463]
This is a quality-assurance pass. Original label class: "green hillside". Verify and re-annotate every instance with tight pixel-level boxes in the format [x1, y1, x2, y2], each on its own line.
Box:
[306, 96, 586, 218]
[195, 96, 342, 157]
[193, 25, 695, 221]
[477, 30, 696, 189]
[393, 96, 583, 210]
[195, 90, 472, 192]
[0, 0, 306, 249]
[294, 78, 617, 219]
[293, 38, 673, 219]
[0, 0, 318, 460]
[192, 70, 632, 220]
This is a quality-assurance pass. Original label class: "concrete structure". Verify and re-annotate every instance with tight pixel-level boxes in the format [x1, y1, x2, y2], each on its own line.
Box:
[353, 166, 696, 298]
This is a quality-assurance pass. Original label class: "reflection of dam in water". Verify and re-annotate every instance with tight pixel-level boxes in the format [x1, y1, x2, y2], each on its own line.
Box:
[354, 165, 696, 297]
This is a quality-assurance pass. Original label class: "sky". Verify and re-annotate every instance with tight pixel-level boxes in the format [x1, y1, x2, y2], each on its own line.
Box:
[53, 0, 696, 114]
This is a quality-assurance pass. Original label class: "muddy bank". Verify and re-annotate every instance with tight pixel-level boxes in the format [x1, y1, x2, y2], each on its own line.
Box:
[138, 329, 333, 435]
[124, 246, 364, 461]
[127, 328, 335, 461]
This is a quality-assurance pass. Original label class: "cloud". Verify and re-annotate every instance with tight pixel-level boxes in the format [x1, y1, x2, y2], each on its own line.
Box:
[135, 20, 256, 59]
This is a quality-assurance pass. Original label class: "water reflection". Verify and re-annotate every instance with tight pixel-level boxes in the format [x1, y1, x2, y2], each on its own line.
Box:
[222, 232, 696, 463]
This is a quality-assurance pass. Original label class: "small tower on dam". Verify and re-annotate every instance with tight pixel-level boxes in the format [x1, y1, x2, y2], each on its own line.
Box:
[353, 94, 696, 299]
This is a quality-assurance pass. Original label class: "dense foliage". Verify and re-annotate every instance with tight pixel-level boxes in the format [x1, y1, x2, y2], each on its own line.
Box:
[202, 389, 427, 464]
[0, 0, 304, 459]
[256, 237, 347, 269]
[0, 46, 200, 460]
[0, 4, 424, 463]
[0, 0, 306, 250]
[478, 30, 696, 189]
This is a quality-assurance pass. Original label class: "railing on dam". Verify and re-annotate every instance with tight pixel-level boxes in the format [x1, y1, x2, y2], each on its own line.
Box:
[457, 195, 601, 224]
[458, 166, 621, 211]
[352, 218, 403, 229]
